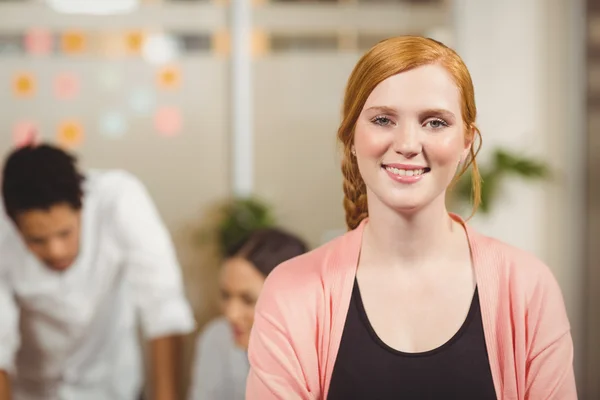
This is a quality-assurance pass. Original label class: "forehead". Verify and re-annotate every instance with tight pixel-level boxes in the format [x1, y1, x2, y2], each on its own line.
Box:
[219, 257, 265, 288]
[17, 204, 78, 236]
[363, 64, 461, 113]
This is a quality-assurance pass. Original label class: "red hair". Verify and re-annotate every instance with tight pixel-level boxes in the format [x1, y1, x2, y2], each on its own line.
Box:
[338, 36, 482, 230]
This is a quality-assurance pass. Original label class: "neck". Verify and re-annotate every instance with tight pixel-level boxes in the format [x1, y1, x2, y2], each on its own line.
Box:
[362, 192, 459, 268]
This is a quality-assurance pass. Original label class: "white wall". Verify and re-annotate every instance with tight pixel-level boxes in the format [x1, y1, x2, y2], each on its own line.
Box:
[453, 0, 587, 389]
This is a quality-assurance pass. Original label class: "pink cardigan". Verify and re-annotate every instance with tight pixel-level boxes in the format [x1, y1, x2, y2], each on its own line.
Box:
[246, 217, 577, 399]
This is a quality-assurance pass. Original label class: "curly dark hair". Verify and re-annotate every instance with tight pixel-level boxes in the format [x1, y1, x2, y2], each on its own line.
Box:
[227, 228, 308, 277]
[2, 144, 85, 220]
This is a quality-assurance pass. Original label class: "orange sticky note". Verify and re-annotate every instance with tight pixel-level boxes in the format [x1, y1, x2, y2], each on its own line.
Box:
[125, 31, 145, 54]
[13, 73, 35, 98]
[252, 30, 270, 56]
[57, 120, 84, 148]
[212, 30, 230, 56]
[12, 121, 40, 148]
[154, 107, 182, 137]
[99, 32, 126, 58]
[25, 28, 53, 55]
[54, 72, 80, 100]
[61, 31, 86, 54]
[157, 66, 180, 89]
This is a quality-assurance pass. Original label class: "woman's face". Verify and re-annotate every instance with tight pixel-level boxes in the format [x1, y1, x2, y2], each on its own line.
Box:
[353, 63, 471, 215]
[219, 257, 265, 350]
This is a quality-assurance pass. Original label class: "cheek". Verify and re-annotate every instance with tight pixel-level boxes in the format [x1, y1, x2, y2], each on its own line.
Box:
[27, 244, 45, 258]
[354, 122, 390, 158]
[244, 305, 256, 324]
[425, 131, 465, 166]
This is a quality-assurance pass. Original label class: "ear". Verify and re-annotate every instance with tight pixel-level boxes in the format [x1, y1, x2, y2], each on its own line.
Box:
[461, 125, 475, 162]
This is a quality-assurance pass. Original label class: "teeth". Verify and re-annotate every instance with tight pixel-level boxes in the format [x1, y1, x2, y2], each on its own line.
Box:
[385, 166, 426, 176]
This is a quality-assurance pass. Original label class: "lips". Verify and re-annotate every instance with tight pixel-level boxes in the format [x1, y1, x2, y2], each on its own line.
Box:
[384, 165, 430, 176]
[381, 163, 430, 184]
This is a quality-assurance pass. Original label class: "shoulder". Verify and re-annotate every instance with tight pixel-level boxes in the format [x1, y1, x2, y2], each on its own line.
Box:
[84, 169, 153, 215]
[257, 228, 357, 318]
[265, 231, 350, 292]
[85, 169, 147, 199]
[468, 227, 562, 300]
[198, 317, 233, 346]
[0, 215, 25, 272]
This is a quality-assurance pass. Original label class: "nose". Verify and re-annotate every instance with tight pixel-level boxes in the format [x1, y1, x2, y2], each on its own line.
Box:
[223, 300, 244, 325]
[46, 238, 68, 261]
[392, 122, 422, 159]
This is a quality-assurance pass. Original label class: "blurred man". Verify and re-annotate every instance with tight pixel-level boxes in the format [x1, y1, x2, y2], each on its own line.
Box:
[0, 144, 195, 400]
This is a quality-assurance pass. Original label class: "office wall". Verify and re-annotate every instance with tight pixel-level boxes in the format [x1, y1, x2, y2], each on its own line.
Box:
[585, 0, 600, 396]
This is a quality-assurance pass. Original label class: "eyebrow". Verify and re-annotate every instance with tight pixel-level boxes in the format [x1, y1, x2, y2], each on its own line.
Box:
[364, 105, 397, 115]
[364, 106, 457, 123]
[418, 108, 457, 122]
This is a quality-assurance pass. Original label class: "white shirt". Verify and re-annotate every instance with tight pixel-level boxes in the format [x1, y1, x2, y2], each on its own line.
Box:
[188, 317, 249, 400]
[0, 170, 196, 400]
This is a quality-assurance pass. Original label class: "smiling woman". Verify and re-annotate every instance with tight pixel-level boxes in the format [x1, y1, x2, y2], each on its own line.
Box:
[245, 36, 577, 400]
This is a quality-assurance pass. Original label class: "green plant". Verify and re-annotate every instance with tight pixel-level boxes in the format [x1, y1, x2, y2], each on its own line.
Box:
[198, 196, 277, 256]
[450, 148, 551, 214]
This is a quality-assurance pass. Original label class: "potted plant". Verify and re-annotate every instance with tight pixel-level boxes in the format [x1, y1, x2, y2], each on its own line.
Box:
[449, 148, 551, 214]
[197, 196, 277, 257]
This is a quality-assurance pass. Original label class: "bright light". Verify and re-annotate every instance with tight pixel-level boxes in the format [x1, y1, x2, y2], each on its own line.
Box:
[46, 0, 139, 15]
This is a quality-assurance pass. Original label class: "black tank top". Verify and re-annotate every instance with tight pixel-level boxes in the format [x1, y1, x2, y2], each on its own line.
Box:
[327, 278, 497, 399]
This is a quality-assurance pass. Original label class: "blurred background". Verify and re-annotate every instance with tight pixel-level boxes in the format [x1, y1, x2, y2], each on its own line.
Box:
[0, 0, 596, 398]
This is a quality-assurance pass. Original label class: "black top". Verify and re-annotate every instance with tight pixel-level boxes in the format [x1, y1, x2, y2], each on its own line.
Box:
[327, 279, 497, 400]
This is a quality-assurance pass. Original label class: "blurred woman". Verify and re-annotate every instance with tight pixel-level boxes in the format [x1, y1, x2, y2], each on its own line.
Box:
[188, 228, 308, 400]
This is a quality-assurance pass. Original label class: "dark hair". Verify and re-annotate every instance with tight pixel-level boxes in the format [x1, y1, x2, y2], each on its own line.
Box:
[228, 228, 308, 277]
[2, 144, 85, 220]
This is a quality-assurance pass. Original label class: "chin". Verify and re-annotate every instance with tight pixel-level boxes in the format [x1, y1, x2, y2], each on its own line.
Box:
[235, 338, 249, 351]
[46, 261, 74, 271]
[382, 194, 429, 214]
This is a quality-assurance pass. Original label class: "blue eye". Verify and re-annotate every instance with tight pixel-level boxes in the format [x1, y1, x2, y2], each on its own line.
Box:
[372, 116, 393, 126]
[425, 118, 449, 129]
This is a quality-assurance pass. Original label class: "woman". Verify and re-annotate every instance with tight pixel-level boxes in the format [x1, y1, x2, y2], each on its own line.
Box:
[246, 36, 576, 399]
[188, 228, 308, 400]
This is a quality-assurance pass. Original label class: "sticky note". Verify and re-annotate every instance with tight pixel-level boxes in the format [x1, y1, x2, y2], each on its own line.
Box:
[157, 65, 180, 90]
[212, 30, 230, 56]
[61, 31, 86, 54]
[125, 31, 145, 54]
[57, 120, 84, 148]
[13, 73, 35, 98]
[54, 72, 80, 100]
[97, 67, 121, 93]
[99, 112, 127, 139]
[99, 32, 126, 58]
[128, 87, 156, 115]
[154, 106, 182, 137]
[24, 28, 53, 55]
[12, 121, 39, 147]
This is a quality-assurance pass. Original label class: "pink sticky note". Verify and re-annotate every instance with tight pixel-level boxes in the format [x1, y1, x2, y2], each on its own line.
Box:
[154, 107, 182, 137]
[12, 121, 40, 148]
[54, 72, 80, 100]
[24, 29, 53, 56]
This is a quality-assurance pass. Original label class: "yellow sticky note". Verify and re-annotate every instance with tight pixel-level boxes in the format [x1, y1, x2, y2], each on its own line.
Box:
[61, 31, 86, 54]
[57, 120, 84, 148]
[157, 65, 181, 89]
[13, 73, 35, 98]
[125, 31, 145, 54]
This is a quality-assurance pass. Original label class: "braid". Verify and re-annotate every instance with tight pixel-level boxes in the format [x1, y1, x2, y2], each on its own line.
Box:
[341, 148, 368, 230]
